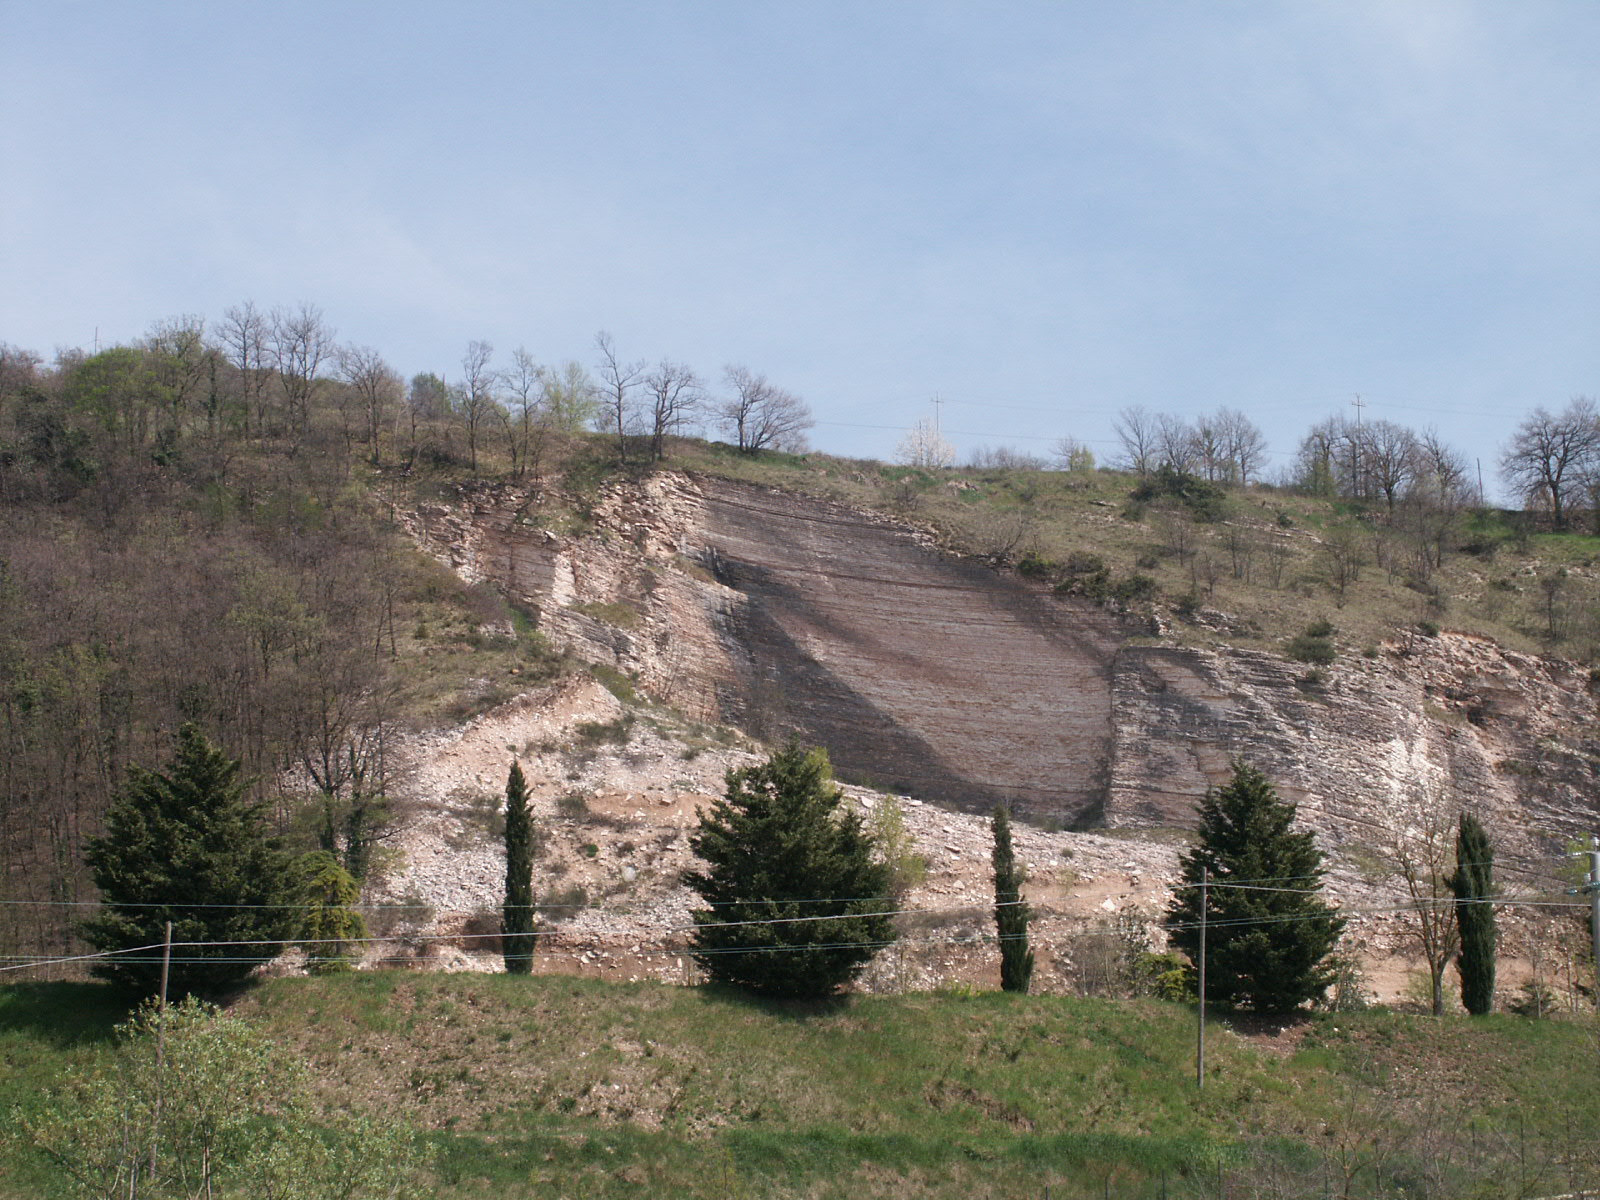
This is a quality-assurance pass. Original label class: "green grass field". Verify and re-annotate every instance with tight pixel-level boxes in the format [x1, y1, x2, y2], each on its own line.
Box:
[4, 974, 1596, 1198]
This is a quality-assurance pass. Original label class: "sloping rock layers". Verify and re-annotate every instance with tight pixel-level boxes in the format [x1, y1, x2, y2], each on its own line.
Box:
[404, 472, 1600, 863]
[406, 473, 1122, 825]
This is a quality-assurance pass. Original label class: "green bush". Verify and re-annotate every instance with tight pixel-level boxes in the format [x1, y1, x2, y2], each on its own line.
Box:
[1016, 552, 1057, 580]
[1113, 574, 1158, 604]
[574, 715, 634, 748]
[10, 997, 425, 1196]
[1130, 466, 1227, 523]
[1135, 951, 1195, 1002]
[1052, 552, 1115, 602]
[1286, 634, 1336, 664]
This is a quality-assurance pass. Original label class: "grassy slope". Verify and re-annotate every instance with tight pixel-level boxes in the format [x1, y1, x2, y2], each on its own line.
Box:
[4, 975, 1597, 1198]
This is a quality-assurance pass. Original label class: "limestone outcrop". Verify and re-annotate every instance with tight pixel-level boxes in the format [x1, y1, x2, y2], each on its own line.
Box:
[403, 472, 1600, 871]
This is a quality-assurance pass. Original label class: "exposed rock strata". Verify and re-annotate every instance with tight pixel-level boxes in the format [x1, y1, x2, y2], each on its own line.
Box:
[404, 473, 1600, 868]
[406, 474, 1124, 825]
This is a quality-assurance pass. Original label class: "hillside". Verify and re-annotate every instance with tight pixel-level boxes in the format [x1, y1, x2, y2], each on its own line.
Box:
[403, 461, 1600, 855]
[3, 335, 1597, 1006]
[360, 452, 1599, 1007]
[4, 974, 1598, 1199]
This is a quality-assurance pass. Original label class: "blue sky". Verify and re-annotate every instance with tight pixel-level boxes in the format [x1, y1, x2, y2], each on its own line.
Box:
[4, 1, 1598, 493]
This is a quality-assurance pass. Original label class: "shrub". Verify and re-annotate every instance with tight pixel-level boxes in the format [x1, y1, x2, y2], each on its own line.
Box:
[589, 663, 637, 703]
[1052, 552, 1113, 602]
[11, 998, 425, 1197]
[1016, 552, 1057, 580]
[1135, 951, 1195, 1002]
[1297, 668, 1326, 691]
[574, 714, 634, 748]
[1113, 573, 1158, 604]
[1286, 633, 1336, 664]
[556, 790, 592, 819]
[1130, 466, 1227, 522]
[1508, 978, 1556, 1018]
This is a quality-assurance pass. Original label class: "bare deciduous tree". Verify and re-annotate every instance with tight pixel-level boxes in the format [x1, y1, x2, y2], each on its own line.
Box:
[1500, 397, 1600, 530]
[1113, 406, 1159, 476]
[643, 359, 703, 460]
[1379, 781, 1461, 1016]
[269, 303, 334, 436]
[498, 347, 547, 478]
[1356, 419, 1418, 513]
[1320, 524, 1365, 605]
[336, 345, 401, 464]
[1295, 415, 1347, 496]
[456, 340, 501, 475]
[1214, 407, 1267, 485]
[718, 365, 812, 453]
[594, 332, 647, 462]
[218, 302, 270, 437]
[1154, 412, 1197, 474]
[968, 444, 1046, 470]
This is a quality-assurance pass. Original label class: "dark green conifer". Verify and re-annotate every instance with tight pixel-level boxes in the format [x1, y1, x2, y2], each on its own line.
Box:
[1451, 811, 1496, 1015]
[294, 851, 366, 973]
[1165, 761, 1344, 1013]
[502, 761, 537, 975]
[82, 724, 293, 998]
[992, 804, 1034, 993]
[683, 743, 894, 999]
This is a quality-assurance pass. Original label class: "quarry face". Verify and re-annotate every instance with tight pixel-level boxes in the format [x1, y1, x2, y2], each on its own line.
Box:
[406, 470, 1600, 869]
[386, 470, 1600, 999]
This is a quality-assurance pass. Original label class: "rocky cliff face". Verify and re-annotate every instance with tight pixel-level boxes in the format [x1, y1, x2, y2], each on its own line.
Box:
[1108, 633, 1600, 868]
[404, 472, 1600, 870]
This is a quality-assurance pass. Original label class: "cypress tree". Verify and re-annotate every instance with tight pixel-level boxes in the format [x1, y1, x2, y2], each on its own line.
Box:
[82, 724, 294, 998]
[683, 742, 895, 999]
[1165, 760, 1344, 1013]
[992, 804, 1034, 993]
[502, 761, 537, 975]
[294, 851, 366, 974]
[1451, 811, 1496, 1014]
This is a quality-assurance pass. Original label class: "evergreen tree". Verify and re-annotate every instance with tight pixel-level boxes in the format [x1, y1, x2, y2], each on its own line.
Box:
[294, 851, 366, 974]
[1164, 761, 1344, 1013]
[82, 724, 294, 998]
[502, 760, 537, 974]
[683, 743, 895, 999]
[992, 804, 1034, 993]
[1451, 811, 1497, 1015]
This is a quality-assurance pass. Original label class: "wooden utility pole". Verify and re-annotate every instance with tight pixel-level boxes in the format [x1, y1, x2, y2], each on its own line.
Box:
[149, 921, 172, 1182]
[1196, 868, 1207, 1089]
[1575, 837, 1600, 1005]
